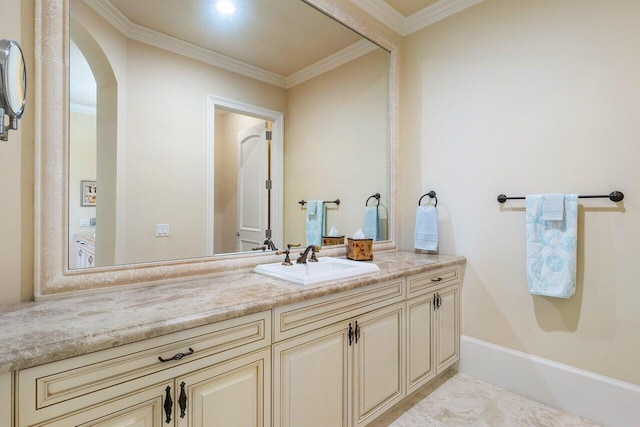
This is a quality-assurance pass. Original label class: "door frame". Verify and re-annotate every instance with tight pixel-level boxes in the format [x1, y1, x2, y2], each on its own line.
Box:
[205, 95, 284, 256]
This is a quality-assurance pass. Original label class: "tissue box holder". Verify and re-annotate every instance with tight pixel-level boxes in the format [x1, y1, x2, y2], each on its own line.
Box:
[347, 238, 373, 261]
[323, 235, 345, 246]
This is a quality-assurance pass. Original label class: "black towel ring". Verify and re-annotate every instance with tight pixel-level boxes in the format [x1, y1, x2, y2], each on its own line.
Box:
[418, 191, 438, 207]
[366, 193, 381, 207]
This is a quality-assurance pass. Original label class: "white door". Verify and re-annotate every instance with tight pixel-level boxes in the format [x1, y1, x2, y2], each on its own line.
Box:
[237, 123, 268, 252]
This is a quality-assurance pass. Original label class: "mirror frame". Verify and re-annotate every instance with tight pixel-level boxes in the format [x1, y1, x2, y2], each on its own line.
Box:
[34, 0, 399, 298]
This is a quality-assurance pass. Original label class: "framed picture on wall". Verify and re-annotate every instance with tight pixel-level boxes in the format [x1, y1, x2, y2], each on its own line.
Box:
[81, 180, 97, 206]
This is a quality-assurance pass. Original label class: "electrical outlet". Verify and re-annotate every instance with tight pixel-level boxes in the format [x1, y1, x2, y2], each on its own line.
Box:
[79, 218, 91, 227]
[156, 224, 170, 237]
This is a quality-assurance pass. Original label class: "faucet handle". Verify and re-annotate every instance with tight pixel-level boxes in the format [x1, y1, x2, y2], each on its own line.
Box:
[252, 245, 267, 251]
[309, 245, 320, 262]
[287, 243, 301, 250]
[276, 249, 293, 266]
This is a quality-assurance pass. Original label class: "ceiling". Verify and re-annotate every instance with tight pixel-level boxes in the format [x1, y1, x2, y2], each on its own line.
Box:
[384, 0, 439, 17]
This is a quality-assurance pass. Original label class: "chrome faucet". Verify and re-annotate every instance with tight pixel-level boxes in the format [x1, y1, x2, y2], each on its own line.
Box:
[297, 245, 320, 264]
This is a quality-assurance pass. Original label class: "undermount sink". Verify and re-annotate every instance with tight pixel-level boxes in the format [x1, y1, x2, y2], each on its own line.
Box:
[254, 257, 380, 285]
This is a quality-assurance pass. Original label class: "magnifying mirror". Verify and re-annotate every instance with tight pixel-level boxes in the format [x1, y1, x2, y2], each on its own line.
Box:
[0, 39, 27, 141]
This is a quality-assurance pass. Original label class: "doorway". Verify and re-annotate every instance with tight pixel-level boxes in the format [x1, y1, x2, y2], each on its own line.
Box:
[206, 96, 284, 255]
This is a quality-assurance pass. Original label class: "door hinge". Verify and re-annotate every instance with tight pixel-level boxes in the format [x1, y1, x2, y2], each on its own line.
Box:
[265, 179, 272, 190]
[265, 130, 272, 140]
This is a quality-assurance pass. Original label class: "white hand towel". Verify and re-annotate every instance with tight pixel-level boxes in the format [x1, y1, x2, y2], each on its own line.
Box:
[526, 194, 578, 298]
[540, 193, 565, 221]
[414, 206, 438, 251]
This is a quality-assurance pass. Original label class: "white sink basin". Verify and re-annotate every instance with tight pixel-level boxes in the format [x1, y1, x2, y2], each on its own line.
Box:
[254, 257, 380, 285]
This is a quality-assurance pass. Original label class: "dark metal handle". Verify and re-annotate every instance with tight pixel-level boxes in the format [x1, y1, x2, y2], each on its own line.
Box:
[179, 381, 187, 418]
[436, 293, 442, 309]
[164, 386, 173, 423]
[159, 347, 194, 363]
[366, 193, 381, 207]
[354, 321, 360, 343]
[348, 323, 354, 346]
[433, 295, 437, 311]
[418, 191, 437, 207]
[431, 277, 443, 283]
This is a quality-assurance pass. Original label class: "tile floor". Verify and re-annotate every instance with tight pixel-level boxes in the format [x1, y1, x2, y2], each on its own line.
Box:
[370, 371, 599, 426]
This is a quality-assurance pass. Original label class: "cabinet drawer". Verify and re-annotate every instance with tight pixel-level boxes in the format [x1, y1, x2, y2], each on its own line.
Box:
[274, 278, 405, 342]
[18, 311, 270, 423]
[407, 266, 459, 298]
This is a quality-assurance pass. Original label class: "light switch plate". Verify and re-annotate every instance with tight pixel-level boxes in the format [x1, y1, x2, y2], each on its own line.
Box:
[156, 224, 170, 237]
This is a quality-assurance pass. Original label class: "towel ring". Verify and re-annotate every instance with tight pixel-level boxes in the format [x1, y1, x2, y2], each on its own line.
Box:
[418, 191, 437, 207]
[366, 193, 381, 207]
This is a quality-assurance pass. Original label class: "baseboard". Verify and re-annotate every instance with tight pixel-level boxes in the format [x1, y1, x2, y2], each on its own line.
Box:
[458, 335, 640, 427]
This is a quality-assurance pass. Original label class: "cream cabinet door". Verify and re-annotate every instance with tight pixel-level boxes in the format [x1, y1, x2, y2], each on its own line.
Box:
[176, 348, 270, 427]
[406, 293, 437, 394]
[273, 322, 350, 427]
[436, 284, 460, 372]
[36, 381, 170, 427]
[0, 372, 12, 427]
[351, 302, 405, 427]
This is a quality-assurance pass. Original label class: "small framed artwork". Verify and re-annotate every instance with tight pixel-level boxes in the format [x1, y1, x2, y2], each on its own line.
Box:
[81, 180, 97, 206]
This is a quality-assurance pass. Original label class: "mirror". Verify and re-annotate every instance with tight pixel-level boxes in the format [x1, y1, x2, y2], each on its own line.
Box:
[34, 0, 397, 296]
[0, 39, 26, 141]
[67, 0, 392, 269]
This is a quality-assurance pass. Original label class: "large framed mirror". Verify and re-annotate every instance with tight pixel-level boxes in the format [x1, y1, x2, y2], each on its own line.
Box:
[35, 0, 398, 297]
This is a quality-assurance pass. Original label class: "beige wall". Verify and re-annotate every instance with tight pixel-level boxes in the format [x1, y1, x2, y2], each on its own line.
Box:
[68, 111, 97, 243]
[0, 0, 34, 304]
[285, 48, 389, 245]
[214, 112, 265, 254]
[400, 0, 640, 385]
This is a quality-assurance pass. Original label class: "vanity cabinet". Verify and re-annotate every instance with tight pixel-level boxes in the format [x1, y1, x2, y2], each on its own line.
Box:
[10, 260, 464, 427]
[406, 268, 461, 394]
[272, 279, 406, 427]
[16, 311, 271, 427]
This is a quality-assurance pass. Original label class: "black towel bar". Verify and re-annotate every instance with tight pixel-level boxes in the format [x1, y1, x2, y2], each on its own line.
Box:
[299, 199, 340, 206]
[497, 191, 624, 204]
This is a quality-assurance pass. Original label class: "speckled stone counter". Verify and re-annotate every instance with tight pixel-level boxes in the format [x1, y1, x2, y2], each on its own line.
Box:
[0, 251, 465, 373]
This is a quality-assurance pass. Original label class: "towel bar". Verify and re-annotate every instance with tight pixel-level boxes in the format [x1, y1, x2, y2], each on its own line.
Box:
[497, 191, 624, 204]
[418, 191, 438, 207]
[299, 199, 340, 206]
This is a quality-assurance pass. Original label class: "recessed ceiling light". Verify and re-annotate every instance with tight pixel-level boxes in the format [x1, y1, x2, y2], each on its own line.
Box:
[215, 0, 235, 15]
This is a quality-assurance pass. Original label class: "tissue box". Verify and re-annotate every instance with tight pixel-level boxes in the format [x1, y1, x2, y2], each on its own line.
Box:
[322, 235, 345, 246]
[347, 238, 373, 261]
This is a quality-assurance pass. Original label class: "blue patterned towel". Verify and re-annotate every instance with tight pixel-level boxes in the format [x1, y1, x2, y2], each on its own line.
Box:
[305, 201, 325, 246]
[526, 194, 578, 298]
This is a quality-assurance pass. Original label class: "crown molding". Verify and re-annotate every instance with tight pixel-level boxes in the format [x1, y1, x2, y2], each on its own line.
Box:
[83, 0, 376, 89]
[285, 39, 377, 89]
[351, 0, 484, 36]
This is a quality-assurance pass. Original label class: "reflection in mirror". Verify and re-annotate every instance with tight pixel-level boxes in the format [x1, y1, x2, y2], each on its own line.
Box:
[68, 0, 390, 270]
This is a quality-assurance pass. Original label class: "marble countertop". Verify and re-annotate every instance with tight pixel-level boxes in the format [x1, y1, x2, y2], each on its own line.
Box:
[0, 251, 465, 373]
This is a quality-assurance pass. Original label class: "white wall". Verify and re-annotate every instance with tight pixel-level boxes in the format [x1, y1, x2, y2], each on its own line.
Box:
[400, 0, 640, 385]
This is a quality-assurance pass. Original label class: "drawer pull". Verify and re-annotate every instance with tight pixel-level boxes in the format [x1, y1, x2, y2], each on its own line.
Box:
[354, 321, 360, 343]
[179, 381, 188, 418]
[431, 277, 443, 282]
[348, 323, 354, 346]
[163, 386, 173, 423]
[158, 347, 194, 363]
